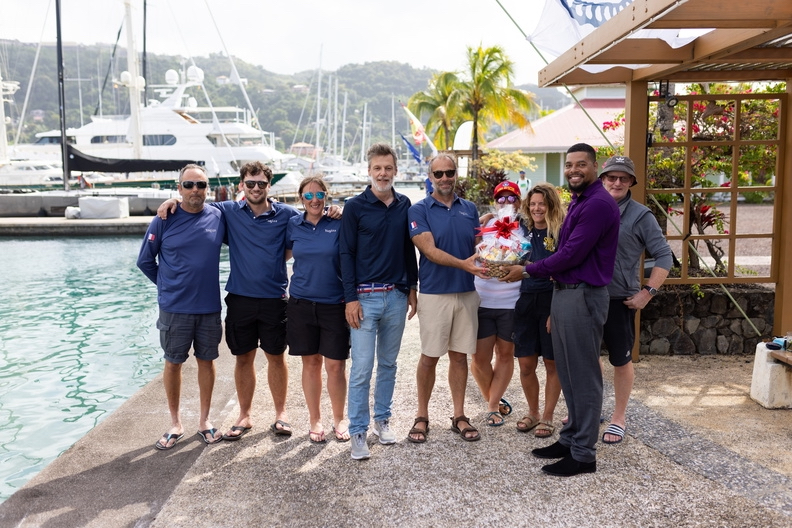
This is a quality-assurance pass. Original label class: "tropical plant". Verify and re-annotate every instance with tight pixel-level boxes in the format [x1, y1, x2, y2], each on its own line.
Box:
[407, 72, 462, 150]
[451, 46, 538, 173]
[456, 149, 536, 207]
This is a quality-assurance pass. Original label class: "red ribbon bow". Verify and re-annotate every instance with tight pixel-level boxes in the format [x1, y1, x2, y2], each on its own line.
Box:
[477, 216, 519, 239]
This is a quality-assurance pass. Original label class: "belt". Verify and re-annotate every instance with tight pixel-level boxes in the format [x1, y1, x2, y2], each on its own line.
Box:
[554, 281, 592, 290]
[357, 282, 395, 293]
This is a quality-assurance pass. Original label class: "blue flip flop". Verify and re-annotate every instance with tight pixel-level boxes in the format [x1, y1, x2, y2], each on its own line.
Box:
[499, 398, 513, 416]
[154, 432, 184, 450]
[198, 428, 222, 444]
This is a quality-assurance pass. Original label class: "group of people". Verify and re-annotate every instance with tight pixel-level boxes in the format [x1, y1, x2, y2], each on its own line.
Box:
[137, 140, 671, 476]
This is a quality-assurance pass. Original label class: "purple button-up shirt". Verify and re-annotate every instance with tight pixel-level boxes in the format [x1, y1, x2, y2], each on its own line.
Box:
[525, 179, 619, 287]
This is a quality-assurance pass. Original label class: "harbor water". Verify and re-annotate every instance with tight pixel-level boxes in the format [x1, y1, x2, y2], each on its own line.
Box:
[0, 235, 229, 502]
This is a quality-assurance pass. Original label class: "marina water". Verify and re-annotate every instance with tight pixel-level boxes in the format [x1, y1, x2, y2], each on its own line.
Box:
[0, 235, 229, 502]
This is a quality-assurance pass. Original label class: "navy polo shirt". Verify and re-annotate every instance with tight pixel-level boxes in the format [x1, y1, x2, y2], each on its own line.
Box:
[137, 205, 225, 314]
[212, 199, 300, 299]
[286, 213, 344, 304]
[339, 186, 419, 303]
[408, 194, 479, 294]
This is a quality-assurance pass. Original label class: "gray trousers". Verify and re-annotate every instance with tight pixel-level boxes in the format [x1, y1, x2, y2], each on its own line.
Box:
[550, 286, 609, 462]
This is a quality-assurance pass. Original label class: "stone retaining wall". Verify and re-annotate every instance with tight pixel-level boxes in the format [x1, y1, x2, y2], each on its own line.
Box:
[638, 287, 774, 355]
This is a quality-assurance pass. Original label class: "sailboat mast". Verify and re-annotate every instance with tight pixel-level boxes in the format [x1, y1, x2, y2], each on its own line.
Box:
[315, 46, 322, 160]
[360, 102, 367, 164]
[124, 0, 142, 159]
[340, 92, 347, 162]
[55, 0, 70, 190]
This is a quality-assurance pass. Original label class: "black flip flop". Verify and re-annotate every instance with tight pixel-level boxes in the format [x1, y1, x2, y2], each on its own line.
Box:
[222, 425, 252, 441]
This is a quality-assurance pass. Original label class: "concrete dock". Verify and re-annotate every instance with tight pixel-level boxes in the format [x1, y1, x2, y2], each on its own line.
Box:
[0, 216, 152, 236]
[2, 316, 792, 527]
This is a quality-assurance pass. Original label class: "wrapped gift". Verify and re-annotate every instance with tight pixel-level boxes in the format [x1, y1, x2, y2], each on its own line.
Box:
[476, 205, 531, 278]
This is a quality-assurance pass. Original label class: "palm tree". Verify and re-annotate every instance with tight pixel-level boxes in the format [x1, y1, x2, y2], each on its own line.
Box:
[451, 45, 538, 173]
[408, 72, 463, 150]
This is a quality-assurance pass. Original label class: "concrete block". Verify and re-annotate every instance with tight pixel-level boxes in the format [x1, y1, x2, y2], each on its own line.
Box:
[78, 197, 130, 218]
[750, 343, 792, 408]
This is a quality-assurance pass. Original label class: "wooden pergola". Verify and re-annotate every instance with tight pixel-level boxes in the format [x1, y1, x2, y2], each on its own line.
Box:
[537, 0, 792, 335]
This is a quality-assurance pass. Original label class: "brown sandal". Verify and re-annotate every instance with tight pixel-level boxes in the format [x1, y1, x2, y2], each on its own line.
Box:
[534, 421, 555, 438]
[451, 415, 481, 442]
[407, 416, 430, 443]
[516, 415, 540, 433]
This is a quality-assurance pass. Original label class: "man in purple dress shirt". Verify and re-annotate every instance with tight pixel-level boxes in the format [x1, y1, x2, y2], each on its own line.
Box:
[516, 143, 620, 476]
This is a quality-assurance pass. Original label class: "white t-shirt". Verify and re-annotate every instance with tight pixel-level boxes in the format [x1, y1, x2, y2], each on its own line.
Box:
[517, 178, 530, 199]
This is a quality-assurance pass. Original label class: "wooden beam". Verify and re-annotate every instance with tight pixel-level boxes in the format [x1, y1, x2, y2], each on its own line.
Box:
[649, 0, 792, 28]
[587, 40, 693, 64]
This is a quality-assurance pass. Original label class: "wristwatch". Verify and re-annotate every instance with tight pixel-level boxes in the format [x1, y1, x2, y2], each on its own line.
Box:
[522, 271, 530, 279]
[643, 285, 658, 296]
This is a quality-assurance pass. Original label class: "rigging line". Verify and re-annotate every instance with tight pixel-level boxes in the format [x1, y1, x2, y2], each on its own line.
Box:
[14, 0, 52, 145]
[494, 0, 760, 338]
[292, 69, 317, 149]
[202, 0, 262, 136]
[94, 18, 125, 117]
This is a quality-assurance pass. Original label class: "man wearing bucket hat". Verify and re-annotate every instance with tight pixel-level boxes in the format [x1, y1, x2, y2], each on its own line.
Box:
[598, 155, 673, 445]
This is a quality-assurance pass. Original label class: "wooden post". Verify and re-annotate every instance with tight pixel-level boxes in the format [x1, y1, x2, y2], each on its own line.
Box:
[774, 84, 792, 335]
[624, 80, 649, 361]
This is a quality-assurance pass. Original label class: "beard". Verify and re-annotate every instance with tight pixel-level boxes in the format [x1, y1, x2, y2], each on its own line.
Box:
[371, 179, 393, 193]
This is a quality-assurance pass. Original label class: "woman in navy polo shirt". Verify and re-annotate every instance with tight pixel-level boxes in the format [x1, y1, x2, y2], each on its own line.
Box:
[286, 176, 350, 443]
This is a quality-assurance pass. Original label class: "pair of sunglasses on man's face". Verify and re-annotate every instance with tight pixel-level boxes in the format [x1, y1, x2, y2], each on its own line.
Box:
[181, 180, 208, 189]
[432, 169, 456, 179]
[243, 180, 269, 189]
[302, 192, 326, 200]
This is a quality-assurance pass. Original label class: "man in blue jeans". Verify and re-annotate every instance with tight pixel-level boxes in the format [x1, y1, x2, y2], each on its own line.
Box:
[340, 143, 418, 460]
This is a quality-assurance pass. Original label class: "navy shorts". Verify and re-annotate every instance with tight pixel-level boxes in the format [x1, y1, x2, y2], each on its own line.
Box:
[513, 291, 554, 360]
[602, 298, 636, 367]
[476, 307, 515, 341]
[286, 297, 350, 361]
[224, 293, 287, 356]
[157, 310, 222, 364]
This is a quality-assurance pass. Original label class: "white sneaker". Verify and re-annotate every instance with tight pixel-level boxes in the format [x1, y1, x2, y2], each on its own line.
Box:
[372, 420, 396, 445]
[350, 432, 370, 460]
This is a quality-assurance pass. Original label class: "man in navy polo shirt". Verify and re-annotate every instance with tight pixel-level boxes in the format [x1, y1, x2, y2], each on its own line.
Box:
[340, 143, 419, 460]
[139, 164, 225, 449]
[407, 154, 487, 444]
[509, 143, 620, 476]
[159, 162, 341, 440]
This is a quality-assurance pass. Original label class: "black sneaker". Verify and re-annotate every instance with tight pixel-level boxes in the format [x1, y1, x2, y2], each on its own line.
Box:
[531, 440, 571, 459]
[541, 455, 596, 477]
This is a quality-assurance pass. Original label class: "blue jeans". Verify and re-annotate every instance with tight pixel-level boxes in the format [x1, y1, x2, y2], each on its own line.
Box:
[348, 289, 408, 436]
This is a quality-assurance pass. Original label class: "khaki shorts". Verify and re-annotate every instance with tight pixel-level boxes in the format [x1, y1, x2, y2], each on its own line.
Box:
[417, 291, 480, 357]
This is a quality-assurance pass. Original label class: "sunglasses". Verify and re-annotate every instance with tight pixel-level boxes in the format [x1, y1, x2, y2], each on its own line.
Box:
[243, 180, 269, 189]
[432, 169, 456, 179]
[603, 175, 633, 184]
[302, 191, 326, 200]
[496, 195, 518, 204]
[181, 180, 208, 189]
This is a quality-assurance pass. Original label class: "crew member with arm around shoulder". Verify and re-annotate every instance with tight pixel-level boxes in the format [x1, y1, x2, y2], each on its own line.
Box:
[501, 143, 620, 476]
[598, 155, 672, 445]
[138, 164, 225, 450]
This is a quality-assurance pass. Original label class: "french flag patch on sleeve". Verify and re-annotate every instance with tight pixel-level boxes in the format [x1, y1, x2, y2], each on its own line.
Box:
[410, 221, 417, 230]
[148, 233, 156, 241]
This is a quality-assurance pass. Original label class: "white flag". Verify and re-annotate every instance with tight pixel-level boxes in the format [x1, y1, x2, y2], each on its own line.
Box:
[529, 0, 700, 65]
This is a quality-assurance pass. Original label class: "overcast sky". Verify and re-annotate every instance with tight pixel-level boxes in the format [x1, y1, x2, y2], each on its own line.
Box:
[1, 0, 551, 85]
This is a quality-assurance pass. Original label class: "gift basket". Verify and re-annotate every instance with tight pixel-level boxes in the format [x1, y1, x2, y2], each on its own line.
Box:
[475, 204, 531, 278]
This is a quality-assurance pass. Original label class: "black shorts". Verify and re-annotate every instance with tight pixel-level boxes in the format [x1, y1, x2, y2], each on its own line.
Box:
[224, 293, 287, 356]
[476, 307, 515, 341]
[286, 297, 350, 361]
[513, 291, 554, 360]
[602, 298, 636, 367]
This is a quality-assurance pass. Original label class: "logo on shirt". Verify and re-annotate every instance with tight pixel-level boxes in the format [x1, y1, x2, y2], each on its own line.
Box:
[324, 228, 337, 234]
[267, 219, 279, 224]
[205, 228, 217, 233]
[410, 221, 418, 230]
[147, 233, 156, 241]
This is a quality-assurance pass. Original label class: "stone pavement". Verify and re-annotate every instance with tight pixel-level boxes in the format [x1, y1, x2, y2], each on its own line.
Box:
[2, 317, 792, 527]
